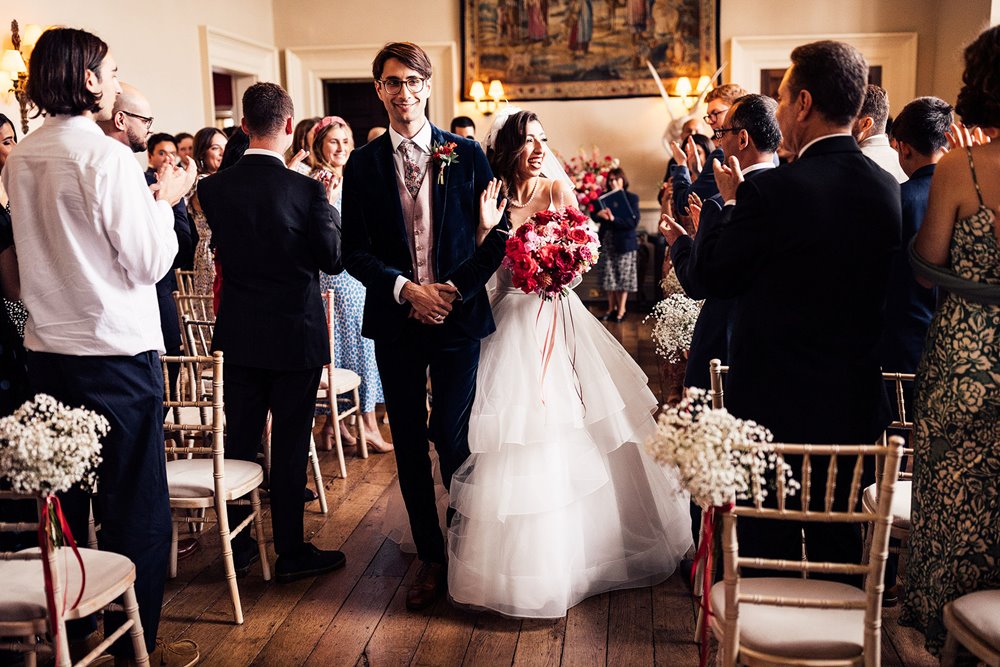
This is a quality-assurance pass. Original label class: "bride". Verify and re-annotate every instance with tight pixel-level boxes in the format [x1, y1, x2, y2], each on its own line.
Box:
[446, 108, 693, 618]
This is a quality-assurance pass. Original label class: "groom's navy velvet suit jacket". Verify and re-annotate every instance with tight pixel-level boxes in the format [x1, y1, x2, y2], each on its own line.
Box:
[695, 136, 901, 444]
[341, 126, 508, 342]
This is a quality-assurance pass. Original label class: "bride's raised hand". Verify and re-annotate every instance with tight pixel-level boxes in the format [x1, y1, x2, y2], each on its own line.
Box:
[478, 178, 508, 246]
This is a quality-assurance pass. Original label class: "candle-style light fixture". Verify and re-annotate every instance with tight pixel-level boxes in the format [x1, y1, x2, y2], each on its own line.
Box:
[2, 20, 44, 134]
[670, 75, 713, 110]
[469, 79, 506, 116]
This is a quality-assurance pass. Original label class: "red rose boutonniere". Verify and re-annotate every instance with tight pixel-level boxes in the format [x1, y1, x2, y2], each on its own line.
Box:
[431, 141, 459, 185]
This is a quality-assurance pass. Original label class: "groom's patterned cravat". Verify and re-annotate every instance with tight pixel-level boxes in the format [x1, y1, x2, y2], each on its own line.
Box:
[399, 140, 424, 198]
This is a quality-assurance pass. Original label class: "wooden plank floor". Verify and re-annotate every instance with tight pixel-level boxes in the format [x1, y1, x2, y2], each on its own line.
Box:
[161, 311, 938, 666]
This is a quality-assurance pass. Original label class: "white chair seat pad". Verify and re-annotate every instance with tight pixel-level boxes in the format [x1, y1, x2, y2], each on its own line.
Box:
[0, 547, 134, 622]
[166, 459, 263, 499]
[952, 590, 1000, 649]
[318, 368, 361, 395]
[710, 577, 866, 660]
[862, 480, 911, 529]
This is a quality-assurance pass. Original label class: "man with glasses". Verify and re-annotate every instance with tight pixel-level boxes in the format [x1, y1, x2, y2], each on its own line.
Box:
[666, 83, 747, 219]
[341, 41, 508, 612]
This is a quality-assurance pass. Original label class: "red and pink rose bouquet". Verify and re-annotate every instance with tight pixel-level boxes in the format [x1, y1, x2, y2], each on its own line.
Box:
[503, 206, 600, 300]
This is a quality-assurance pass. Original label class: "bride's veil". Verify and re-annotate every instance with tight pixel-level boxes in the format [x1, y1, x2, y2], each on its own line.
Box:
[483, 106, 576, 205]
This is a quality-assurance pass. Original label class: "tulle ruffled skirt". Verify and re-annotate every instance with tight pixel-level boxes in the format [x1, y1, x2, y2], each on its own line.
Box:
[446, 286, 692, 618]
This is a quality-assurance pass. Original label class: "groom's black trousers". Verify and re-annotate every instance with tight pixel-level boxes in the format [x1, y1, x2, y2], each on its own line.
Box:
[376, 329, 481, 564]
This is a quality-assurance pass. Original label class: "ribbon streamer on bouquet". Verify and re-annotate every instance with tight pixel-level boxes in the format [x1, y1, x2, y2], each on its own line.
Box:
[535, 296, 585, 411]
[692, 502, 733, 667]
[38, 494, 86, 666]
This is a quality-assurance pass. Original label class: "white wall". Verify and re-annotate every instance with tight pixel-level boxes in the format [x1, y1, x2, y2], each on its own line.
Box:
[0, 0, 275, 138]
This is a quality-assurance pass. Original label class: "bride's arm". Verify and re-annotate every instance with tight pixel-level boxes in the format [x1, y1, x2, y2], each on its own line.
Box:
[477, 178, 508, 246]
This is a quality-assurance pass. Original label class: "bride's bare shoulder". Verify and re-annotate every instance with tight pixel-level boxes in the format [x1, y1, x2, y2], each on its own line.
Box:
[547, 178, 574, 207]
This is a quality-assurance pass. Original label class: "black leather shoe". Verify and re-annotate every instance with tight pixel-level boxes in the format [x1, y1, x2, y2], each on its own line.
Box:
[275, 543, 346, 583]
[176, 537, 200, 561]
[233, 538, 260, 578]
[614, 312, 627, 323]
[406, 561, 447, 611]
[600, 311, 616, 321]
[303, 486, 318, 503]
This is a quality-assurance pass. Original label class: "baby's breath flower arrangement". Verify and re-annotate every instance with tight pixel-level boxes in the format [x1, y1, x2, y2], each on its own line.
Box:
[646, 388, 798, 508]
[0, 394, 107, 495]
[660, 267, 685, 297]
[644, 292, 703, 363]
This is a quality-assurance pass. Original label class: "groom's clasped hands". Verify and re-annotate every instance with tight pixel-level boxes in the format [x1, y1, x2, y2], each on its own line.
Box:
[403, 281, 458, 325]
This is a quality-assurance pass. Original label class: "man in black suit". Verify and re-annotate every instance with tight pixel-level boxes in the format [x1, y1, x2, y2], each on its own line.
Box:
[665, 94, 780, 390]
[665, 40, 902, 575]
[198, 82, 345, 582]
[341, 42, 508, 610]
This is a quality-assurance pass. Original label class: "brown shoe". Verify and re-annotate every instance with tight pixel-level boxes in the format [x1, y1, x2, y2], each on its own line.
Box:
[115, 639, 199, 667]
[176, 538, 199, 560]
[406, 562, 446, 611]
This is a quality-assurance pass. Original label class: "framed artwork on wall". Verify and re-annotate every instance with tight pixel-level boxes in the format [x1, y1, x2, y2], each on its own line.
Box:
[462, 0, 718, 101]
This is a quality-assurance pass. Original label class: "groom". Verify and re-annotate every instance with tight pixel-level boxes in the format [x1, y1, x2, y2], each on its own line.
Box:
[341, 42, 508, 610]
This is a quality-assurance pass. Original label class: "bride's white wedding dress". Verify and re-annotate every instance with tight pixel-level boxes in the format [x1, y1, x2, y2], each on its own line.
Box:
[447, 234, 693, 618]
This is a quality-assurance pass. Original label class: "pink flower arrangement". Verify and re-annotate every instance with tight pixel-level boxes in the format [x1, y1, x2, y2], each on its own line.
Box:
[558, 148, 621, 213]
[502, 206, 600, 300]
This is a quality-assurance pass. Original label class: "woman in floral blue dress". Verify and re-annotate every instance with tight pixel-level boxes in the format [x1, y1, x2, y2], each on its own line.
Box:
[309, 117, 392, 452]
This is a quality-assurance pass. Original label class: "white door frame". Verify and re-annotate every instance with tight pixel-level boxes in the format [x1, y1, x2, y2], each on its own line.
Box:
[199, 25, 279, 126]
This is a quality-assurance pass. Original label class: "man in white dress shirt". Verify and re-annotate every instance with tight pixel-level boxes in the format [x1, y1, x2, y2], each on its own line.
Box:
[854, 83, 908, 183]
[2, 28, 197, 666]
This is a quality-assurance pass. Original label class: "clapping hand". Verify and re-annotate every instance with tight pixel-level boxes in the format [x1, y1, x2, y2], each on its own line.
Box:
[477, 178, 508, 246]
[670, 140, 687, 166]
[658, 211, 688, 246]
[151, 156, 198, 206]
[945, 121, 991, 149]
[685, 137, 703, 174]
[288, 149, 309, 171]
[687, 192, 703, 233]
[712, 156, 744, 203]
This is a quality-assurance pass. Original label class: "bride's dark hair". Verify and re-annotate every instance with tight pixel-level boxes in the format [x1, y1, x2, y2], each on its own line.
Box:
[487, 110, 539, 199]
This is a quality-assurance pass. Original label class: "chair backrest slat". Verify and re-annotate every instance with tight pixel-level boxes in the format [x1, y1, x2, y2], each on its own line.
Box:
[824, 453, 838, 513]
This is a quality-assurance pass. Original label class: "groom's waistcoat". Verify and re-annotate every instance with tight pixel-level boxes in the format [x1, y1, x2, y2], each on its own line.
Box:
[395, 157, 436, 285]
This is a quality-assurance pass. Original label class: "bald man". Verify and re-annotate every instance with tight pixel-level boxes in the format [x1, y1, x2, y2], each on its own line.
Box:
[97, 82, 155, 153]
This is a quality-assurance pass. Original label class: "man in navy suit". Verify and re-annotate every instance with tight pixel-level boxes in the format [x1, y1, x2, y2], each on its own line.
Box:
[341, 42, 508, 610]
[664, 41, 901, 579]
[198, 82, 345, 583]
[665, 94, 780, 390]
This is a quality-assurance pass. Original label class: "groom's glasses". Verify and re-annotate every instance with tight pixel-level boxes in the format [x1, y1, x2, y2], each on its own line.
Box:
[378, 77, 426, 95]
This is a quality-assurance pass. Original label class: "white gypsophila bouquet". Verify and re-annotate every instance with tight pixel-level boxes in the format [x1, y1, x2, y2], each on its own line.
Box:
[646, 389, 799, 507]
[0, 394, 108, 494]
[645, 292, 704, 362]
[660, 267, 685, 297]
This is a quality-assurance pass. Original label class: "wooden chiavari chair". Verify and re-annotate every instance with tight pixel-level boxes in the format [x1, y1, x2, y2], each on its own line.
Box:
[314, 290, 368, 479]
[173, 269, 198, 297]
[0, 492, 149, 666]
[161, 352, 270, 624]
[942, 590, 1000, 667]
[711, 437, 905, 667]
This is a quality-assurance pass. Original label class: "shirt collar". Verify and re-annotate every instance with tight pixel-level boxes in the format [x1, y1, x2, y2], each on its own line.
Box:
[741, 160, 776, 176]
[243, 147, 285, 163]
[43, 114, 103, 135]
[859, 133, 891, 148]
[798, 132, 853, 157]
[388, 121, 432, 154]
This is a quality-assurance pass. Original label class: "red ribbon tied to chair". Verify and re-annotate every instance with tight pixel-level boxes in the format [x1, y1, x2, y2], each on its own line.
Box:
[692, 502, 733, 667]
[37, 494, 86, 664]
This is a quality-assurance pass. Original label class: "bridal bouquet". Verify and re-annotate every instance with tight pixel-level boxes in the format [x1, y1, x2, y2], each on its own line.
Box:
[559, 148, 620, 213]
[503, 206, 600, 300]
[646, 389, 798, 508]
[0, 394, 108, 494]
[645, 292, 704, 362]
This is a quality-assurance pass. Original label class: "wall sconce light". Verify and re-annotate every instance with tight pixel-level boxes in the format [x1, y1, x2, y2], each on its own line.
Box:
[3, 20, 43, 135]
[670, 75, 712, 110]
[469, 79, 505, 116]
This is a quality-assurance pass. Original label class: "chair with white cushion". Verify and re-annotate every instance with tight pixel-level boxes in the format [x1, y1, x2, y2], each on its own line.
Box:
[314, 290, 368, 479]
[711, 436, 904, 667]
[0, 492, 149, 666]
[942, 590, 1000, 667]
[162, 353, 270, 625]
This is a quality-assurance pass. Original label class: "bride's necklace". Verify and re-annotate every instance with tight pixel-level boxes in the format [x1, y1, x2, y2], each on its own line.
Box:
[508, 177, 540, 209]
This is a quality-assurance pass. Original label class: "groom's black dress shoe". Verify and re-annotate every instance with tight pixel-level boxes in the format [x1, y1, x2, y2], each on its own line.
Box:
[275, 543, 346, 583]
[233, 538, 260, 578]
[406, 561, 447, 611]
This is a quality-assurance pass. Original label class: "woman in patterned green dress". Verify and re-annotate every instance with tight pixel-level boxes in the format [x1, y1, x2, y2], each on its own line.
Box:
[902, 25, 1000, 655]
